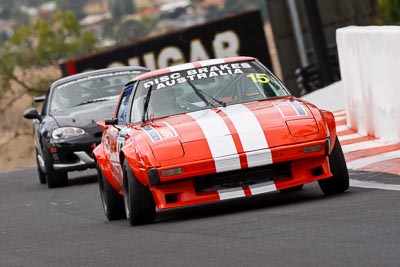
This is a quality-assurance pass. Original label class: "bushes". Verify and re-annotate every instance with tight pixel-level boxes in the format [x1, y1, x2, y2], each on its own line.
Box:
[377, 0, 400, 25]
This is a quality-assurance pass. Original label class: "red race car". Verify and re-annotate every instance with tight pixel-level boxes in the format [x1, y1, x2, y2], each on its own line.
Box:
[94, 56, 349, 225]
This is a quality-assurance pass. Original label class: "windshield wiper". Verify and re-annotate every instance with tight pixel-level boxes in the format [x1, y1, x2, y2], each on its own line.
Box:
[75, 98, 108, 106]
[187, 80, 226, 108]
[142, 85, 153, 124]
[74, 96, 117, 107]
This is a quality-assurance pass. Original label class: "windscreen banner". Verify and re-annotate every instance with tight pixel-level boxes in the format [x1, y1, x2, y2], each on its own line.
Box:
[60, 10, 271, 76]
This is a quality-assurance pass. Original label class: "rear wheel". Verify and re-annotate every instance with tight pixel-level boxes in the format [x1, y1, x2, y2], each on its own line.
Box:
[318, 137, 349, 195]
[123, 159, 155, 226]
[97, 164, 125, 220]
[43, 147, 68, 188]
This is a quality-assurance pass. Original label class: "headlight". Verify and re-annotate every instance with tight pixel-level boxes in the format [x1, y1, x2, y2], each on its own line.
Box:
[52, 127, 85, 139]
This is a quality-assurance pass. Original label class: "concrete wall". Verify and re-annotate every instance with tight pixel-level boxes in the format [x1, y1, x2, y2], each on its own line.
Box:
[336, 26, 400, 143]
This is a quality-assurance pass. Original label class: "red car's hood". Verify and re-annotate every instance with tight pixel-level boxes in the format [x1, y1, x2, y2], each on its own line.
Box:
[139, 98, 325, 162]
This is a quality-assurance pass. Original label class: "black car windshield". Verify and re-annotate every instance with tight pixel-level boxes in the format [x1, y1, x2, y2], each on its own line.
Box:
[50, 71, 136, 113]
[130, 60, 289, 123]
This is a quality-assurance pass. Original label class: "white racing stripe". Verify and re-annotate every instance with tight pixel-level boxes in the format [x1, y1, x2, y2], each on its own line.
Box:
[222, 104, 272, 167]
[199, 58, 225, 66]
[169, 63, 195, 72]
[218, 187, 245, 200]
[249, 181, 277, 195]
[188, 110, 240, 172]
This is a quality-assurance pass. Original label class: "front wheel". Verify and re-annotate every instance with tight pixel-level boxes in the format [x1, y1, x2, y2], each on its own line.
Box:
[97, 164, 125, 221]
[42, 147, 68, 188]
[46, 167, 68, 189]
[318, 137, 349, 195]
[123, 159, 155, 226]
[35, 149, 46, 184]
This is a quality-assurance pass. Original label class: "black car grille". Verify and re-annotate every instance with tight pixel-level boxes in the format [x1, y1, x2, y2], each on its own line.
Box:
[193, 162, 291, 192]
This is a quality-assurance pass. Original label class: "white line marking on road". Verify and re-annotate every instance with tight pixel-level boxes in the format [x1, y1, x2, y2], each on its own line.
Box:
[338, 133, 365, 142]
[347, 150, 400, 169]
[350, 179, 400, 191]
[342, 140, 388, 153]
[333, 110, 346, 117]
[334, 115, 346, 121]
[336, 125, 349, 132]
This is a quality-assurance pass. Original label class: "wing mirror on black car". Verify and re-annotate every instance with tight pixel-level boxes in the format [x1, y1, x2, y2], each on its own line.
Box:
[23, 108, 42, 121]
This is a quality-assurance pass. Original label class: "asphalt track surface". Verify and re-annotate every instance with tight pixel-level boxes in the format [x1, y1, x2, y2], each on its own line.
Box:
[0, 167, 399, 266]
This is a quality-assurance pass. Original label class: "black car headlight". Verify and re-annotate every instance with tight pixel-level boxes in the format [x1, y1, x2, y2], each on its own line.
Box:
[52, 127, 85, 140]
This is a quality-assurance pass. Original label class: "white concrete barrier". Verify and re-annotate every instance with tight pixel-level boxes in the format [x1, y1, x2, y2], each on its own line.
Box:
[336, 26, 400, 143]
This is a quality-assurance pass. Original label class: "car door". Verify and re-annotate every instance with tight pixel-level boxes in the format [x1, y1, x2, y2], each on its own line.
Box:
[107, 84, 135, 186]
[34, 92, 49, 154]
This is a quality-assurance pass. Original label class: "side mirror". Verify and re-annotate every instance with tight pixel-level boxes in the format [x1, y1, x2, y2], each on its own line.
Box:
[23, 108, 41, 121]
[102, 118, 121, 132]
[96, 119, 108, 132]
[97, 118, 119, 132]
[105, 118, 118, 125]
[34, 95, 45, 103]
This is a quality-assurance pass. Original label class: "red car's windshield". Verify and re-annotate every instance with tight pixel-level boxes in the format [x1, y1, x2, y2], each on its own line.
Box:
[130, 60, 289, 123]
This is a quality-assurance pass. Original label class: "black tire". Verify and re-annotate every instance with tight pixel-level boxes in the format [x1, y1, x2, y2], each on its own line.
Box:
[35, 149, 46, 184]
[42, 147, 68, 188]
[318, 137, 349, 195]
[97, 164, 125, 221]
[280, 184, 304, 193]
[123, 159, 155, 226]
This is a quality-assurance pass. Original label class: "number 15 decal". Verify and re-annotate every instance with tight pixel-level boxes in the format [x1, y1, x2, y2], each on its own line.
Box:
[247, 73, 270, 83]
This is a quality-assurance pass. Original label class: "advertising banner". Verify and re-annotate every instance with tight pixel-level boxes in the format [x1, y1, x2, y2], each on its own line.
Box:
[60, 10, 271, 76]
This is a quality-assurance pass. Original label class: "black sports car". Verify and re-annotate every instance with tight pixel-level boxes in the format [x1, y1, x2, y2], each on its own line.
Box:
[23, 66, 149, 188]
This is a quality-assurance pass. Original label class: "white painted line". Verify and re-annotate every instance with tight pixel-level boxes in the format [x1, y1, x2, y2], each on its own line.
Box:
[65, 201, 76, 206]
[350, 179, 400, 191]
[338, 133, 365, 142]
[342, 140, 386, 153]
[347, 150, 400, 169]
[336, 125, 349, 132]
[334, 115, 346, 121]
[333, 110, 346, 117]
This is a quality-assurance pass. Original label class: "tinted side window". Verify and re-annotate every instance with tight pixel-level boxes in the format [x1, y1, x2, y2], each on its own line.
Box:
[41, 89, 50, 116]
[117, 85, 134, 124]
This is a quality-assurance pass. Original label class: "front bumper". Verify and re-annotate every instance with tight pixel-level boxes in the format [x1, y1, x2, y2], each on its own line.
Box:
[148, 139, 332, 210]
[46, 138, 99, 172]
[151, 155, 331, 210]
[53, 151, 95, 172]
